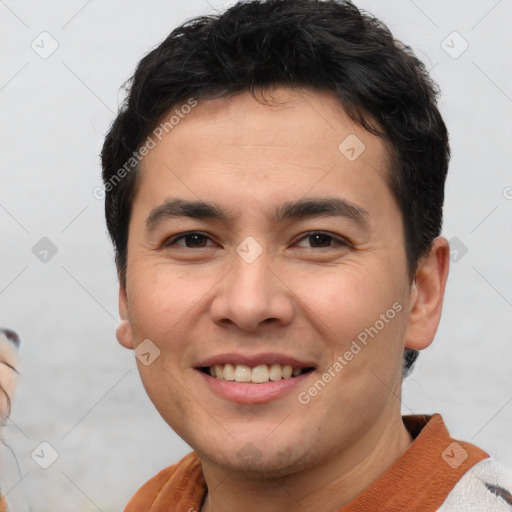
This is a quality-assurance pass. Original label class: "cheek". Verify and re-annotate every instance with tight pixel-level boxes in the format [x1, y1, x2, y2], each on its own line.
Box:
[128, 268, 206, 341]
[126, 267, 218, 387]
[137, 361, 202, 441]
[295, 262, 404, 343]
[292, 262, 408, 396]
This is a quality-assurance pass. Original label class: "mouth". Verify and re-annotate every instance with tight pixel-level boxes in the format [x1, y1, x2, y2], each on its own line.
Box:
[194, 353, 318, 403]
[198, 363, 316, 384]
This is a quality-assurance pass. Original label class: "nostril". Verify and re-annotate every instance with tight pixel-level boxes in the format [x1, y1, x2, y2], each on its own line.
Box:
[0, 327, 21, 348]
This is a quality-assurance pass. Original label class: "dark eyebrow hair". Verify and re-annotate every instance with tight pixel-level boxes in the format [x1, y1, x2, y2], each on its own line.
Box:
[145, 197, 370, 232]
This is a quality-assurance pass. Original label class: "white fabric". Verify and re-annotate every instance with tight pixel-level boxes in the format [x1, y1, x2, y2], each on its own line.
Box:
[438, 458, 512, 511]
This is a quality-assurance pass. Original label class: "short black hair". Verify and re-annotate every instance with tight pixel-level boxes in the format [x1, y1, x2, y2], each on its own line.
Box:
[101, 0, 450, 378]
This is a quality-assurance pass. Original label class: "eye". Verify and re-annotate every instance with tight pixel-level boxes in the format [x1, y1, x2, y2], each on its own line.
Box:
[294, 231, 350, 249]
[161, 230, 351, 251]
[162, 231, 215, 249]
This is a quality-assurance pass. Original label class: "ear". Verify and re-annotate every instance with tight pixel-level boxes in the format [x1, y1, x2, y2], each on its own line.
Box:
[404, 236, 450, 351]
[116, 286, 135, 350]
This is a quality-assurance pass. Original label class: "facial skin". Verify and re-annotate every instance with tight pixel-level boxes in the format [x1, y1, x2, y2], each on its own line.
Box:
[117, 86, 449, 512]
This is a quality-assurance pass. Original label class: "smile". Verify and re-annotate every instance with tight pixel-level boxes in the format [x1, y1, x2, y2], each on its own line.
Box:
[201, 363, 315, 384]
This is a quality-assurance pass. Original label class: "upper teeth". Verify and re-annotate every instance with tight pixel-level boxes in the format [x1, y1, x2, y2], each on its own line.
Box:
[208, 363, 306, 383]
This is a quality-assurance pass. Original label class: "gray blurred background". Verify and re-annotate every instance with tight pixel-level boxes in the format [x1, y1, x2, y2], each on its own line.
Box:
[1, 0, 511, 510]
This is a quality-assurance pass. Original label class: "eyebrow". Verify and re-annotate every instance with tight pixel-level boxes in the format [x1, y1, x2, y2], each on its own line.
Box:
[145, 197, 370, 232]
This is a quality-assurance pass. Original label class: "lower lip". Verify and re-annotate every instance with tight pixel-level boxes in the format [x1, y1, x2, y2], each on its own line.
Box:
[196, 369, 314, 404]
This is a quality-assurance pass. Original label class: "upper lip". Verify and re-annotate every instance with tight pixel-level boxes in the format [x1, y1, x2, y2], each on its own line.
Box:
[196, 352, 316, 369]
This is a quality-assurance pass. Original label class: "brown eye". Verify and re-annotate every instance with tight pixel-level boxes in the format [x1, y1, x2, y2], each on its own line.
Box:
[163, 232, 214, 248]
[295, 231, 350, 249]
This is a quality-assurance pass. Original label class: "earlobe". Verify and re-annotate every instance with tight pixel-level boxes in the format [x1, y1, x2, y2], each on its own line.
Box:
[404, 236, 450, 351]
[116, 286, 135, 350]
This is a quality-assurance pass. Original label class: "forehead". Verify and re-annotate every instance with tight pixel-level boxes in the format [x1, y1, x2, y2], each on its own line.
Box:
[148, 87, 387, 158]
[134, 86, 395, 223]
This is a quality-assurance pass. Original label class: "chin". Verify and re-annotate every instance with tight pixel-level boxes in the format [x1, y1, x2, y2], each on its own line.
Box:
[195, 428, 318, 479]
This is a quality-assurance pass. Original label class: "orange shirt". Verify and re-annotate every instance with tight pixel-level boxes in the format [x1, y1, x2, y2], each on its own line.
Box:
[124, 414, 490, 512]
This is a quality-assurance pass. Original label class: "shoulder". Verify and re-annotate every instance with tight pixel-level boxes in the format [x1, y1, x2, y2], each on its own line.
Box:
[123, 451, 204, 511]
[438, 457, 512, 511]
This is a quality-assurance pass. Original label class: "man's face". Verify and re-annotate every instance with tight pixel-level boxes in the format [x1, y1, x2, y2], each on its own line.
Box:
[119, 87, 415, 475]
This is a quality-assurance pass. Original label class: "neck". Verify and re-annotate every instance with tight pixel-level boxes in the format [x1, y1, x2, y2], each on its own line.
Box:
[199, 412, 413, 512]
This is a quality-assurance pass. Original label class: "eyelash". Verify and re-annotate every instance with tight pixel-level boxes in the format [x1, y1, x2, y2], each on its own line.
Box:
[161, 231, 351, 250]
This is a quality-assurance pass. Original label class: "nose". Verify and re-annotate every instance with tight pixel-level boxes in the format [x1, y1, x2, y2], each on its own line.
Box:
[0, 328, 20, 348]
[210, 250, 294, 332]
